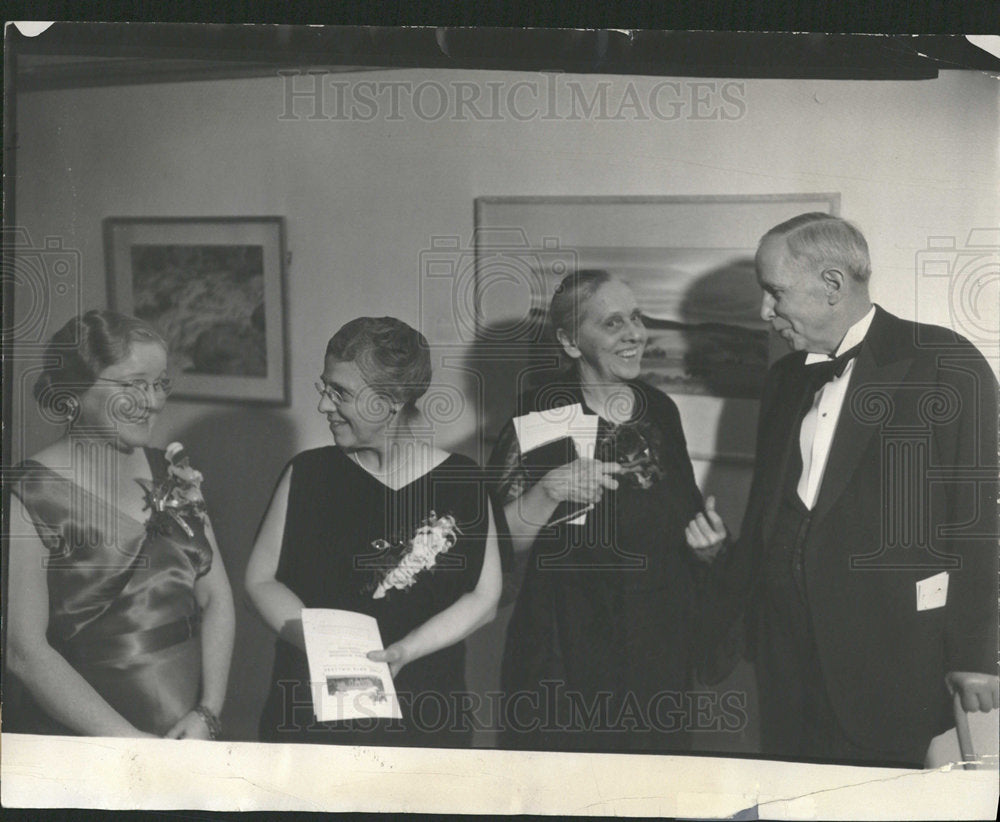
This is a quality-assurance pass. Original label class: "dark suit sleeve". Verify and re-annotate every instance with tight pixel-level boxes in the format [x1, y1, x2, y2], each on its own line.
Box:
[935, 346, 999, 675]
[721, 356, 793, 604]
[694, 357, 793, 681]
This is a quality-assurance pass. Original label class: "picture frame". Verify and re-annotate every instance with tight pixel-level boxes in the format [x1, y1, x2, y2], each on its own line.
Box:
[104, 216, 289, 404]
[474, 194, 840, 463]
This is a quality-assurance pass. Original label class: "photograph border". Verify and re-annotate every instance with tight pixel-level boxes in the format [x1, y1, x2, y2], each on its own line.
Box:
[3, 18, 997, 818]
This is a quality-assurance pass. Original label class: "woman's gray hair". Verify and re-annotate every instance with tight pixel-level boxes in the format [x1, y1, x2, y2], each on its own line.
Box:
[548, 269, 614, 344]
[325, 316, 431, 409]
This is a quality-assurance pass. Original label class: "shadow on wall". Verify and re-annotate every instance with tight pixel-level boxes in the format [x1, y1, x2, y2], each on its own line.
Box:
[677, 259, 764, 756]
[677, 256, 764, 508]
[453, 315, 555, 746]
[173, 406, 296, 742]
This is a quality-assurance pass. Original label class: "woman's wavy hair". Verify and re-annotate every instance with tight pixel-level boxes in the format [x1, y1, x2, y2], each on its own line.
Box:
[325, 316, 431, 411]
[33, 310, 166, 414]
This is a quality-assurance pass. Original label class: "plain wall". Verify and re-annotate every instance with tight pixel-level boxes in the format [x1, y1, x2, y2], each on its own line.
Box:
[9, 67, 998, 742]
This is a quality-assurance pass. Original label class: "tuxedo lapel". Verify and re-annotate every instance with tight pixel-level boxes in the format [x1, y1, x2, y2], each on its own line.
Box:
[810, 307, 914, 528]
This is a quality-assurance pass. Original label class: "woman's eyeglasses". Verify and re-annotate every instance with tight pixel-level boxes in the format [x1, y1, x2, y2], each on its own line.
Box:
[315, 381, 350, 404]
[93, 376, 173, 395]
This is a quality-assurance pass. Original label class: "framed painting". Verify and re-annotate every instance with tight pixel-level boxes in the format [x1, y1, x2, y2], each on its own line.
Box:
[474, 194, 840, 462]
[104, 217, 289, 404]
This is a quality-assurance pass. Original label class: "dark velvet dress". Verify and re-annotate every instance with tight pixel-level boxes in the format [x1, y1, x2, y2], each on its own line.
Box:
[4, 449, 212, 736]
[258, 446, 489, 747]
[491, 379, 706, 752]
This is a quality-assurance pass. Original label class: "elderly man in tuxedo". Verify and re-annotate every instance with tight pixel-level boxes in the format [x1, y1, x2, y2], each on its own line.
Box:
[694, 213, 998, 766]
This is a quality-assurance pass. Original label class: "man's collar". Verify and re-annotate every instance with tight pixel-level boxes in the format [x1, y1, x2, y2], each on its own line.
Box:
[805, 304, 876, 364]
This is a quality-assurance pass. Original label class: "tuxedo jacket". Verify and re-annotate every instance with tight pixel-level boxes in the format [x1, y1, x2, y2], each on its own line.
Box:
[719, 305, 998, 752]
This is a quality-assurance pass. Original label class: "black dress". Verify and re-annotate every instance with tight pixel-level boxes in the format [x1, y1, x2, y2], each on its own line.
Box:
[491, 379, 706, 752]
[258, 446, 489, 747]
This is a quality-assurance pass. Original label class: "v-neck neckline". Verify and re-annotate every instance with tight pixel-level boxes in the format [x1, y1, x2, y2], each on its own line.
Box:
[341, 447, 456, 492]
[20, 446, 158, 530]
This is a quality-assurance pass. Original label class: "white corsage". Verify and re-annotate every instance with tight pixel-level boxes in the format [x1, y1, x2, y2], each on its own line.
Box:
[372, 511, 460, 599]
[144, 442, 207, 538]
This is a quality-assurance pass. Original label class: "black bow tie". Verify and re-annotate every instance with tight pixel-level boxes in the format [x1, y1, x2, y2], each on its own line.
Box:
[802, 342, 863, 391]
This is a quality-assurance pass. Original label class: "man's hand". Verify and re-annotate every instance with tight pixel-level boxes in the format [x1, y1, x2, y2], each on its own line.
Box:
[946, 671, 1000, 713]
[686, 496, 728, 562]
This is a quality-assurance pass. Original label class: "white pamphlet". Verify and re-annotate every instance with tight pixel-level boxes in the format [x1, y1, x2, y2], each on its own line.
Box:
[513, 402, 599, 458]
[513, 402, 600, 525]
[300, 608, 402, 722]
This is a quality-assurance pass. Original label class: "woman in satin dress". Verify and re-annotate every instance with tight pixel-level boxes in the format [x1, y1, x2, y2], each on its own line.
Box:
[5, 310, 235, 739]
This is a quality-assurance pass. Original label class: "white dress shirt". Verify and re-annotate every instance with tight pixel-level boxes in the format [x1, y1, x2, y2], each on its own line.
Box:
[797, 305, 877, 509]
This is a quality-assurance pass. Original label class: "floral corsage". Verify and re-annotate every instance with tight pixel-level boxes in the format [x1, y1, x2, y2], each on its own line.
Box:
[143, 442, 208, 539]
[368, 510, 460, 599]
[595, 422, 663, 490]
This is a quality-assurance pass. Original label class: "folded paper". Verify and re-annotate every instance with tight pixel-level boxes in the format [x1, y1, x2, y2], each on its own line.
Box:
[916, 571, 949, 612]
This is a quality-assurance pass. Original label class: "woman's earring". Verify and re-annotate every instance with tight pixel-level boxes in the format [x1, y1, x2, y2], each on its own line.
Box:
[64, 397, 80, 423]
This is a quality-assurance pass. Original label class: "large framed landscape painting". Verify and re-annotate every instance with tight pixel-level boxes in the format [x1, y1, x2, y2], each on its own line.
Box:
[104, 217, 288, 404]
[474, 194, 839, 462]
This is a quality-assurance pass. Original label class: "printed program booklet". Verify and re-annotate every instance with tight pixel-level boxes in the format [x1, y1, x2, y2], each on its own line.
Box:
[301, 608, 402, 722]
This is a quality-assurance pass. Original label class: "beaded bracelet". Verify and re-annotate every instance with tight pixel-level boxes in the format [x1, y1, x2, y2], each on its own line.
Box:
[193, 704, 222, 740]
